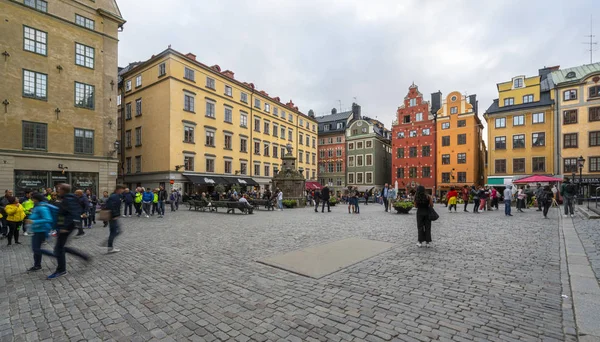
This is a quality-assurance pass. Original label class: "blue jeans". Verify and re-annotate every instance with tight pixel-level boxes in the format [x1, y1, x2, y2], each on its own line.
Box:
[31, 232, 46, 267]
[504, 199, 512, 215]
[108, 219, 121, 248]
[564, 196, 574, 215]
[277, 199, 283, 210]
[157, 201, 165, 216]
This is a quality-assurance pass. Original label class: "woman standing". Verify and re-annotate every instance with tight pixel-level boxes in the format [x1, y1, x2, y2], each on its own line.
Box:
[517, 186, 526, 213]
[4, 197, 25, 245]
[415, 186, 434, 248]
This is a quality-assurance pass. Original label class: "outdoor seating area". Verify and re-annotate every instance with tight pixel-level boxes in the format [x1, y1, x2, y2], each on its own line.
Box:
[185, 200, 254, 214]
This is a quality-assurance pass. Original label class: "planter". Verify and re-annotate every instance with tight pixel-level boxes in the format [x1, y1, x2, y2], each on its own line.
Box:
[394, 206, 412, 214]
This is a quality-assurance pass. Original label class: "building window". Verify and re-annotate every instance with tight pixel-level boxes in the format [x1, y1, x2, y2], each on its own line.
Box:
[457, 172, 467, 183]
[22, 69, 47, 100]
[442, 136, 450, 146]
[273, 124, 278, 137]
[442, 154, 450, 165]
[590, 131, 600, 147]
[532, 157, 545, 172]
[135, 127, 142, 146]
[356, 173, 363, 184]
[254, 164, 260, 176]
[135, 156, 141, 173]
[495, 136, 506, 149]
[125, 80, 131, 91]
[563, 110, 578, 124]
[442, 122, 450, 130]
[280, 126, 286, 138]
[522, 94, 533, 103]
[273, 146, 278, 158]
[504, 98, 514, 106]
[357, 141, 363, 149]
[409, 98, 416, 107]
[288, 129, 293, 141]
[135, 98, 142, 116]
[254, 141, 260, 155]
[513, 158, 525, 173]
[273, 107, 279, 116]
[495, 159, 506, 173]
[125, 103, 132, 120]
[240, 162, 247, 175]
[184, 156, 194, 171]
[409, 130, 417, 138]
[564, 158, 578, 173]
[73, 82, 95, 109]
[336, 162, 343, 172]
[264, 143, 270, 157]
[135, 75, 142, 88]
[306, 135, 310, 146]
[457, 120, 466, 127]
[422, 128, 430, 136]
[24, 0, 47, 12]
[288, 113, 293, 122]
[23, 26, 47, 55]
[264, 165, 270, 177]
[590, 157, 600, 172]
[348, 156, 355, 167]
[22, 121, 47, 150]
[513, 77, 524, 88]
[442, 173, 450, 183]
[125, 130, 131, 148]
[75, 43, 94, 68]
[241, 92, 248, 103]
[254, 98, 261, 108]
[590, 86, 600, 99]
[409, 147, 417, 158]
[450, 106, 458, 114]
[533, 112, 544, 124]
[495, 117, 506, 128]
[299, 133, 303, 144]
[356, 155, 363, 166]
[457, 153, 466, 164]
[513, 115, 524, 126]
[205, 101, 215, 118]
[240, 112, 248, 127]
[224, 134, 232, 150]
[313, 154, 316, 165]
[224, 160, 232, 174]
[564, 133, 578, 148]
[563, 89, 577, 101]
[125, 157, 131, 174]
[397, 148, 404, 158]
[206, 77, 215, 89]
[396, 168, 404, 179]
[396, 131, 405, 139]
[265, 122, 271, 135]
[184, 126, 194, 143]
[348, 173, 354, 184]
[422, 167, 431, 178]
[240, 137, 247, 153]
[205, 130, 215, 147]
[183, 67, 195, 81]
[225, 85, 232, 97]
[264, 103, 270, 112]
[513, 134, 525, 149]
[327, 150, 333, 158]
[589, 107, 600, 122]
[457, 134, 467, 145]
[532, 132, 545, 146]
[224, 107, 232, 123]
[409, 167, 417, 178]
[364, 140, 371, 148]
[415, 113, 423, 122]
[365, 172, 373, 184]
[252, 118, 260, 132]
[184, 93, 195, 112]
[205, 159, 215, 173]
[158, 63, 166, 76]
[422, 145, 430, 157]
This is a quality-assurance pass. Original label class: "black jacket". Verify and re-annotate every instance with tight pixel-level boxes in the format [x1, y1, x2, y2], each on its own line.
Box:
[321, 187, 330, 200]
[58, 193, 82, 231]
[105, 193, 122, 218]
[158, 189, 168, 201]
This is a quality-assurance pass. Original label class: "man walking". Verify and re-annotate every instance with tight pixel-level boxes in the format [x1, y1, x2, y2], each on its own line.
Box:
[535, 183, 544, 211]
[157, 186, 167, 218]
[314, 189, 321, 213]
[42, 184, 90, 279]
[560, 178, 577, 217]
[503, 185, 513, 216]
[104, 185, 124, 253]
[122, 188, 133, 217]
[387, 186, 396, 213]
[321, 185, 331, 213]
[383, 184, 389, 212]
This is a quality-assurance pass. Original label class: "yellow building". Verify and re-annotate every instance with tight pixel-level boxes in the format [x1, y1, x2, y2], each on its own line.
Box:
[435, 92, 484, 195]
[551, 62, 600, 196]
[117, 48, 319, 193]
[484, 67, 557, 186]
[0, 0, 125, 196]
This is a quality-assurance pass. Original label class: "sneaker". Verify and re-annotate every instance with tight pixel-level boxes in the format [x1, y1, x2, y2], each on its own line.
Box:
[107, 248, 120, 254]
[47, 271, 67, 279]
[50, 231, 57, 237]
[158, 215, 163, 218]
[145, 215, 149, 218]
[23, 232, 29, 236]
[570, 214, 575, 218]
[564, 214, 569, 217]
[27, 266, 42, 272]
[416, 242, 422, 248]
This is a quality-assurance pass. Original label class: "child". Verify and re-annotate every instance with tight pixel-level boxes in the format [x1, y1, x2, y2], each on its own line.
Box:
[4, 197, 25, 246]
[27, 193, 54, 272]
[446, 187, 458, 212]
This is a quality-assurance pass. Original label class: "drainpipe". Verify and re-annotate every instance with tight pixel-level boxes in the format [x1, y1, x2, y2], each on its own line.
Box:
[554, 88, 560, 176]
[119, 82, 126, 186]
[250, 88, 254, 179]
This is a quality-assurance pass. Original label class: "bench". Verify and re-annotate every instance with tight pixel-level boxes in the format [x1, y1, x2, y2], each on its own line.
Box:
[187, 200, 207, 211]
[250, 199, 274, 211]
[226, 202, 254, 214]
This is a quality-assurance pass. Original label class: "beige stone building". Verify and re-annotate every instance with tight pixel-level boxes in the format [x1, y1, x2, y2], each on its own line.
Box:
[0, 0, 125, 196]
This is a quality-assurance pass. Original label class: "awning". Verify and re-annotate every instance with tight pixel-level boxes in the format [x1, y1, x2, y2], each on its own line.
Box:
[305, 181, 322, 190]
[222, 177, 259, 186]
[487, 178, 505, 185]
[513, 175, 563, 184]
[183, 174, 227, 185]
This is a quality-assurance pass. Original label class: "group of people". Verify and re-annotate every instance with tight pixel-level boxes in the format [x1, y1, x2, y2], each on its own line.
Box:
[1, 184, 125, 279]
[190, 188, 285, 211]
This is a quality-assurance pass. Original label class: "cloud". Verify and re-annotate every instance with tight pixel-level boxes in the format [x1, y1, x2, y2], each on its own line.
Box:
[117, 0, 599, 133]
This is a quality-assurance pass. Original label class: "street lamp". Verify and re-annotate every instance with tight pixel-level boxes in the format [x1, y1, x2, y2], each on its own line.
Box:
[578, 155, 585, 198]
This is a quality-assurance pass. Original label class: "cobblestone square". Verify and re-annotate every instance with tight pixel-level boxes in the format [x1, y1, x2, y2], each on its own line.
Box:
[1, 203, 569, 341]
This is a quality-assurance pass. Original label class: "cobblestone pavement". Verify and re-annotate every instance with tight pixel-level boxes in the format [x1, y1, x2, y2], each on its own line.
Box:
[573, 209, 600, 284]
[1, 203, 567, 341]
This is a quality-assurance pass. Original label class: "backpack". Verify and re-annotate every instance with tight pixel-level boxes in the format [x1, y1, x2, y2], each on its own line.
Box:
[565, 183, 577, 195]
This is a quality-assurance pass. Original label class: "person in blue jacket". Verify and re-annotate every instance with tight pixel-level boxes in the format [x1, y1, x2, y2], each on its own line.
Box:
[26, 193, 54, 272]
[142, 188, 153, 218]
[122, 188, 134, 217]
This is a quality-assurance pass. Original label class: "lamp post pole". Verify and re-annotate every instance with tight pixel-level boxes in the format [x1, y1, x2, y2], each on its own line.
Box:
[577, 156, 585, 205]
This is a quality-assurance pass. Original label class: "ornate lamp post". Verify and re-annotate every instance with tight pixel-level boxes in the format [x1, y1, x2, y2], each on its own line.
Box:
[578, 155, 585, 201]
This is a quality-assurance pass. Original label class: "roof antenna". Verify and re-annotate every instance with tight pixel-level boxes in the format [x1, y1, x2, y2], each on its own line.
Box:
[338, 100, 342, 112]
[583, 15, 597, 63]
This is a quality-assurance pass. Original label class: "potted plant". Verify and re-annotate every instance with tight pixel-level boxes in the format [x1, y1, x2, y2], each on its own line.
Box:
[215, 184, 225, 196]
[282, 199, 297, 208]
[329, 197, 337, 206]
[393, 201, 413, 214]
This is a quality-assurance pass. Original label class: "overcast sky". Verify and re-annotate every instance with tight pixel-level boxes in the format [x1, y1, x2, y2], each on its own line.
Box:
[117, 0, 598, 131]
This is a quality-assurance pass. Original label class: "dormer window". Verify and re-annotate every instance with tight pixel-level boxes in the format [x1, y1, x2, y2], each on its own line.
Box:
[409, 98, 417, 107]
[513, 77, 524, 89]
[566, 71, 576, 79]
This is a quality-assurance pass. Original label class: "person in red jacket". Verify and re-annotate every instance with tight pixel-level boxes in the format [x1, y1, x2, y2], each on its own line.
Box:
[446, 187, 458, 213]
[461, 185, 470, 212]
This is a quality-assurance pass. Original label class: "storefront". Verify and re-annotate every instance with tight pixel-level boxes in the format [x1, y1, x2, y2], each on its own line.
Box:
[574, 176, 600, 198]
[14, 170, 98, 197]
[182, 174, 260, 195]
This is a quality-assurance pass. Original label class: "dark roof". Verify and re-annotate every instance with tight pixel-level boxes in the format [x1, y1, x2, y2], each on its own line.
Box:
[485, 91, 553, 115]
[316, 111, 352, 123]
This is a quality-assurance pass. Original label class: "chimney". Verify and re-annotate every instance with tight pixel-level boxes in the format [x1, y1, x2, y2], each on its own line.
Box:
[351, 102, 361, 121]
[286, 100, 295, 108]
[468, 94, 478, 115]
[331, 108, 337, 115]
[211, 64, 221, 72]
[430, 91, 442, 115]
[222, 70, 235, 79]
[539, 65, 560, 80]
[185, 53, 196, 61]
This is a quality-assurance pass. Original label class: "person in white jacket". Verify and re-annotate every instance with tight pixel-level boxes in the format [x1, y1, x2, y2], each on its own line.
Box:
[276, 189, 283, 211]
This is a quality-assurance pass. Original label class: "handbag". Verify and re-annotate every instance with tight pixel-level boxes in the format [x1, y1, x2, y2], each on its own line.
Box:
[98, 209, 111, 222]
[428, 207, 439, 221]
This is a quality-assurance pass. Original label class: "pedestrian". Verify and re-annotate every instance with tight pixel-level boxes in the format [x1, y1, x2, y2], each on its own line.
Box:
[461, 185, 469, 212]
[551, 184, 559, 207]
[0, 189, 12, 239]
[541, 185, 554, 219]
[142, 188, 153, 217]
[446, 187, 458, 212]
[151, 188, 159, 216]
[175, 189, 181, 211]
[478, 186, 487, 212]
[41, 184, 91, 279]
[364, 191, 369, 205]
[535, 183, 544, 212]
[387, 187, 397, 213]
[20, 191, 34, 236]
[134, 187, 143, 217]
[314, 189, 321, 213]
[276, 189, 283, 211]
[415, 185, 434, 248]
[98, 191, 110, 227]
[85, 189, 98, 227]
[491, 187, 499, 210]
[122, 188, 133, 217]
[382, 184, 390, 212]
[525, 185, 534, 209]
[470, 185, 479, 213]
[503, 185, 513, 216]
[102, 185, 125, 253]
[560, 178, 577, 217]
[516, 186, 526, 213]
[170, 190, 177, 212]
[347, 187, 355, 214]
[157, 186, 167, 218]
[320, 186, 331, 213]
[4, 196, 25, 245]
[26, 193, 54, 272]
[74, 190, 88, 237]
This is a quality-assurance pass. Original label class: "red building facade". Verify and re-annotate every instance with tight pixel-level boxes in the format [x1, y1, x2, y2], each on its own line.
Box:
[391, 84, 436, 194]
